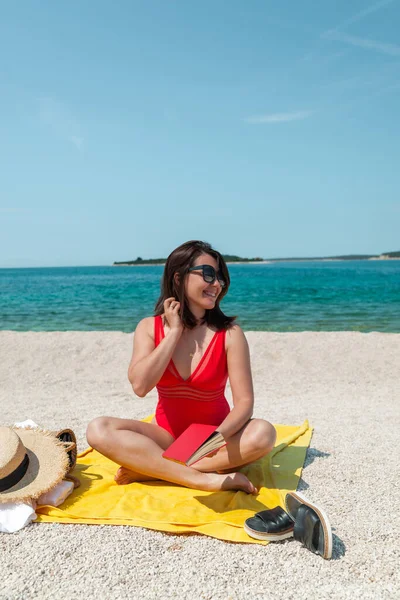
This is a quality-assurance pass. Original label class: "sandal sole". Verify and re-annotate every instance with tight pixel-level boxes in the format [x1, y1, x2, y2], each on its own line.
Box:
[243, 522, 294, 541]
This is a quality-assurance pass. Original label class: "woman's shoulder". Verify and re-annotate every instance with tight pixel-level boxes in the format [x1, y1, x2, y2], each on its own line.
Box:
[136, 315, 156, 328]
[224, 323, 246, 350]
[135, 316, 158, 339]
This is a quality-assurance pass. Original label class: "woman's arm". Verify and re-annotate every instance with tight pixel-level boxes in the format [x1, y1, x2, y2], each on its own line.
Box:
[216, 325, 254, 439]
[128, 314, 182, 397]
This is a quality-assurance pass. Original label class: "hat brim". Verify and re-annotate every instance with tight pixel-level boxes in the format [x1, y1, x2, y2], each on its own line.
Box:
[0, 428, 69, 504]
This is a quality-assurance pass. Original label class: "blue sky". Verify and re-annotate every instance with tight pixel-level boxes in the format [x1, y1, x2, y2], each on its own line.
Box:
[1, 0, 399, 267]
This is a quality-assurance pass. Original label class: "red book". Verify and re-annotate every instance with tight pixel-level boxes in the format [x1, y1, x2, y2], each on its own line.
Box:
[162, 423, 226, 467]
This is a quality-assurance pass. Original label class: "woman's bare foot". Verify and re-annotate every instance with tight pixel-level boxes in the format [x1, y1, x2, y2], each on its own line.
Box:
[205, 472, 258, 494]
[114, 467, 158, 485]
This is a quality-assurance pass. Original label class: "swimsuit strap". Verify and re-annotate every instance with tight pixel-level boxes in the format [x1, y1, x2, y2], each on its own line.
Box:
[154, 315, 163, 346]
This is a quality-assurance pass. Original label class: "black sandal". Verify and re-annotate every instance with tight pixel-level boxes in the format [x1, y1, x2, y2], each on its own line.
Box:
[285, 492, 332, 559]
[244, 506, 295, 541]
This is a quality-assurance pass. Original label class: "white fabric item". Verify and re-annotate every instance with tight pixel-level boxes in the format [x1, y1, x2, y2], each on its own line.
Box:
[13, 419, 40, 429]
[0, 501, 37, 533]
[0, 481, 74, 533]
[37, 479, 74, 507]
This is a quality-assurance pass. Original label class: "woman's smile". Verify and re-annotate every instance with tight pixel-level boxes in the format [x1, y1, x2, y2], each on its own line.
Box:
[203, 290, 217, 299]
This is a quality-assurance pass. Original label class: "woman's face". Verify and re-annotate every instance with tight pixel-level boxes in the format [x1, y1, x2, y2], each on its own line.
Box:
[182, 253, 224, 312]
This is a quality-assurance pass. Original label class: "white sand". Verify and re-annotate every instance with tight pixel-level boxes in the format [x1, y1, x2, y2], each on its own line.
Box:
[1, 331, 399, 599]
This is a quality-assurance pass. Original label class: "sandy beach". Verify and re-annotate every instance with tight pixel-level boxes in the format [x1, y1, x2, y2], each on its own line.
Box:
[1, 330, 399, 599]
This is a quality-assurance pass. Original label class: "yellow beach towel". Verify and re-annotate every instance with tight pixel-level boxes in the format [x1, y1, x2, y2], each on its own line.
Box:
[35, 418, 312, 544]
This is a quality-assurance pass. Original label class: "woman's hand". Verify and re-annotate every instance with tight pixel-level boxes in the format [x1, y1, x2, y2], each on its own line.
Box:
[164, 297, 184, 334]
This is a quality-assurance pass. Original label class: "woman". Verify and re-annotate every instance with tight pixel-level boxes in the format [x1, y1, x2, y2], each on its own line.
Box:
[86, 240, 276, 493]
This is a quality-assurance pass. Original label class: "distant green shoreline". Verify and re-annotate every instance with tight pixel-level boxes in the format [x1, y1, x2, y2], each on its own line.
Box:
[113, 251, 400, 266]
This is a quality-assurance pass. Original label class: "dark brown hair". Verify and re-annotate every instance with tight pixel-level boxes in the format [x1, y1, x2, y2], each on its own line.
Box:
[154, 240, 236, 330]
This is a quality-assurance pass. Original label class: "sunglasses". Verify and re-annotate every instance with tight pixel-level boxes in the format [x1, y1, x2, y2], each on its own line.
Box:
[188, 265, 227, 287]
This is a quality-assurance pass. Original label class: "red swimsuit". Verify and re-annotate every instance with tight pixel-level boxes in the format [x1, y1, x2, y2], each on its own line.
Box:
[154, 315, 230, 438]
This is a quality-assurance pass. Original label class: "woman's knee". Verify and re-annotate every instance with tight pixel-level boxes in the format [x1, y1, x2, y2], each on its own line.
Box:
[86, 416, 112, 449]
[249, 419, 276, 454]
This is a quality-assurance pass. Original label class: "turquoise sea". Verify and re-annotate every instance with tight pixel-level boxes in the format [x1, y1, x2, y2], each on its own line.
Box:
[0, 261, 399, 332]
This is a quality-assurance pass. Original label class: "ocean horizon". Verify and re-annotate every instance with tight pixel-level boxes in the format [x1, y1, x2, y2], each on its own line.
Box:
[1, 260, 399, 333]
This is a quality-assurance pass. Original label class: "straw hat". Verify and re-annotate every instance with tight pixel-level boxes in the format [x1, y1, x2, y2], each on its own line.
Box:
[0, 426, 69, 504]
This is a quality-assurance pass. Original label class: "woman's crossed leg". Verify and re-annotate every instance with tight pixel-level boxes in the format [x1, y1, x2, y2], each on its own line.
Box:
[86, 416, 276, 494]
